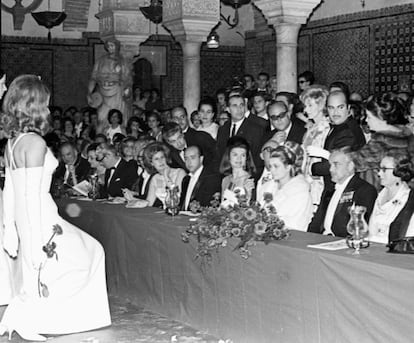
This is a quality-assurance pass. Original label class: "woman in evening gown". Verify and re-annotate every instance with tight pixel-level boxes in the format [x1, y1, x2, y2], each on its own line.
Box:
[0, 75, 111, 341]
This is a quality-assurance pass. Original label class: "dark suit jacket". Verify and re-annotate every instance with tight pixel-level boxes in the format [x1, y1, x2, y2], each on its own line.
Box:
[311, 117, 366, 191]
[217, 118, 264, 174]
[308, 175, 377, 237]
[247, 114, 269, 130]
[131, 171, 155, 200]
[168, 127, 218, 172]
[264, 119, 306, 145]
[53, 155, 91, 185]
[179, 167, 222, 210]
[103, 158, 138, 198]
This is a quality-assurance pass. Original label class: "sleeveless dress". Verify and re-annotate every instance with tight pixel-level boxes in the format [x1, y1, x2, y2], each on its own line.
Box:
[0, 133, 111, 335]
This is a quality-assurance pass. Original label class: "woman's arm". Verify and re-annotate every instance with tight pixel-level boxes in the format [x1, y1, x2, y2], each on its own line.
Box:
[174, 168, 187, 193]
[24, 135, 47, 269]
[145, 175, 157, 206]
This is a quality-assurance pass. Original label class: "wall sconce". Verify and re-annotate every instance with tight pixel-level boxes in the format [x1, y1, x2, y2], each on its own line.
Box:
[220, 0, 250, 29]
[207, 30, 220, 49]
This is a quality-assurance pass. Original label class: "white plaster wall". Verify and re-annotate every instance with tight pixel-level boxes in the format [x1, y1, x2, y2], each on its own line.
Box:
[1, 0, 99, 38]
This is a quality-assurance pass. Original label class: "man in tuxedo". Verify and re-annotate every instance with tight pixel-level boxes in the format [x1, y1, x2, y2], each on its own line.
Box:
[97, 143, 137, 198]
[264, 100, 306, 145]
[179, 145, 222, 210]
[217, 94, 264, 174]
[308, 147, 377, 237]
[162, 119, 217, 172]
[309, 90, 366, 191]
[53, 142, 90, 187]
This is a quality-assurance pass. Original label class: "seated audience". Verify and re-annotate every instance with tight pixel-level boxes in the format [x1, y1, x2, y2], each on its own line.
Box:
[309, 90, 366, 191]
[52, 142, 91, 187]
[197, 97, 219, 139]
[265, 100, 306, 145]
[126, 116, 144, 139]
[179, 145, 222, 210]
[141, 142, 186, 207]
[105, 109, 126, 143]
[256, 139, 279, 206]
[163, 119, 217, 172]
[353, 93, 414, 189]
[147, 111, 163, 141]
[97, 143, 137, 198]
[220, 137, 256, 207]
[61, 116, 76, 143]
[87, 143, 106, 186]
[217, 94, 264, 174]
[190, 110, 201, 129]
[368, 153, 414, 243]
[265, 142, 313, 231]
[308, 147, 377, 237]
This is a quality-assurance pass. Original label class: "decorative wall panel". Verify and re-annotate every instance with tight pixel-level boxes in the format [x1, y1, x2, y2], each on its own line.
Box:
[313, 27, 369, 95]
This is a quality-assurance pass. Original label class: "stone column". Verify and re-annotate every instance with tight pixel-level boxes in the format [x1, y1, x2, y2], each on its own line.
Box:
[253, 0, 322, 93]
[163, 0, 220, 113]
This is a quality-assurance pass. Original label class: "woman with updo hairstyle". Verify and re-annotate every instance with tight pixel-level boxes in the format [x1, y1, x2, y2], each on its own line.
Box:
[368, 152, 414, 244]
[264, 141, 313, 231]
[126, 141, 186, 208]
[197, 97, 219, 139]
[353, 92, 414, 190]
[220, 136, 256, 207]
[0, 75, 110, 340]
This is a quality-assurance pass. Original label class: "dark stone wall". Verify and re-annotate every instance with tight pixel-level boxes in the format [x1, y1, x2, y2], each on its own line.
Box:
[245, 3, 414, 97]
[0, 34, 244, 111]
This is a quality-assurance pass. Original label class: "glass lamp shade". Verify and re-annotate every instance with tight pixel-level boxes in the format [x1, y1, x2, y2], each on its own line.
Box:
[31, 11, 67, 29]
[207, 31, 220, 49]
[221, 0, 250, 8]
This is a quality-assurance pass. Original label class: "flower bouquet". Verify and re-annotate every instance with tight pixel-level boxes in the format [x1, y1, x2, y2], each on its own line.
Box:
[181, 192, 289, 261]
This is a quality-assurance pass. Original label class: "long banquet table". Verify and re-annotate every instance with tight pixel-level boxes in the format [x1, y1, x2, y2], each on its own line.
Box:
[56, 198, 414, 343]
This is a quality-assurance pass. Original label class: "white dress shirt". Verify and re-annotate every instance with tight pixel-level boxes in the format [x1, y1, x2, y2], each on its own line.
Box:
[230, 118, 245, 137]
[141, 170, 151, 196]
[323, 174, 354, 235]
[184, 166, 203, 210]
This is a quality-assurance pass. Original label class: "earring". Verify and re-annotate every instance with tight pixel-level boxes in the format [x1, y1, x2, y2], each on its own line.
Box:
[396, 181, 400, 187]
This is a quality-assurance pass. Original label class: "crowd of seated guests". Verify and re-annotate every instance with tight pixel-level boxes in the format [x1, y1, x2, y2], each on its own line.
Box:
[41, 70, 414, 247]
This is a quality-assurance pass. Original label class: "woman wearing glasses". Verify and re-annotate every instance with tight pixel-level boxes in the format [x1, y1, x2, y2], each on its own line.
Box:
[368, 153, 414, 243]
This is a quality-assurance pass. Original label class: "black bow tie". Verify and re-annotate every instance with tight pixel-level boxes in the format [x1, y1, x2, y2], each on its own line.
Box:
[110, 167, 116, 170]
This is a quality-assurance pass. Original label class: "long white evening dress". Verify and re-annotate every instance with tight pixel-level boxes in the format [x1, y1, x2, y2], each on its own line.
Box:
[0, 133, 111, 337]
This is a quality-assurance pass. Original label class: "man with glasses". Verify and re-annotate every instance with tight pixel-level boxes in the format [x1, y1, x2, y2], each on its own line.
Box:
[264, 100, 306, 145]
[97, 143, 137, 198]
[298, 71, 315, 93]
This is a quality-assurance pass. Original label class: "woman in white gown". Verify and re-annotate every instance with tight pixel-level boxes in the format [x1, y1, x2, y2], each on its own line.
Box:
[261, 141, 313, 231]
[0, 68, 14, 306]
[0, 75, 111, 341]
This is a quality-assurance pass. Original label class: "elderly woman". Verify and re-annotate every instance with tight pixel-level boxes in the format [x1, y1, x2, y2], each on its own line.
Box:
[369, 153, 414, 243]
[353, 93, 414, 190]
[300, 85, 330, 208]
[264, 141, 313, 231]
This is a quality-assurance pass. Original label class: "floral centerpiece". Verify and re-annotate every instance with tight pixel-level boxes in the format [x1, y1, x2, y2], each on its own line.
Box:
[181, 191, 289, 261]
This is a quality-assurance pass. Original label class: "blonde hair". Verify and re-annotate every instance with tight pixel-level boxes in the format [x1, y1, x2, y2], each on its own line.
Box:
[1, 74, 50, 137]
[299, 84, 329, 106]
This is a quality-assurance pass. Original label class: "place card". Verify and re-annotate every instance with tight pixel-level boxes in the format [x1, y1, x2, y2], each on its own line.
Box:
[307, 239, 349, 251]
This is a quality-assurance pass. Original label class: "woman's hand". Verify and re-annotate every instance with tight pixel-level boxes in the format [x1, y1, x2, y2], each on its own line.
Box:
[243, 178, 255, 193]
[122, 188, 136, 201]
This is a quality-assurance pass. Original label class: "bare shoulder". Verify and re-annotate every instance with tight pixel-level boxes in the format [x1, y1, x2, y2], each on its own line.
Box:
[21, 134, 47, 167]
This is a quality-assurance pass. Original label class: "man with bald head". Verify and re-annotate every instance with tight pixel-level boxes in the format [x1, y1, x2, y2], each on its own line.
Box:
[264, 100, 306, 145]
[179, 145, 222, 210]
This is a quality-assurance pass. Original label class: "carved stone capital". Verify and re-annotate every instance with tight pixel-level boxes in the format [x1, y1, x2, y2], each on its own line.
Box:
[163, 0, 220, 42]
[96, 9, 151, 56]
[253, 0, 322, 26]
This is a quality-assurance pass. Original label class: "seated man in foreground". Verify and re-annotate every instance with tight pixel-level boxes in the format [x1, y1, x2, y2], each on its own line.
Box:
[308, 147, 377, 237]
[180, 145, 222, 211]
[97, 143, 137, 198]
